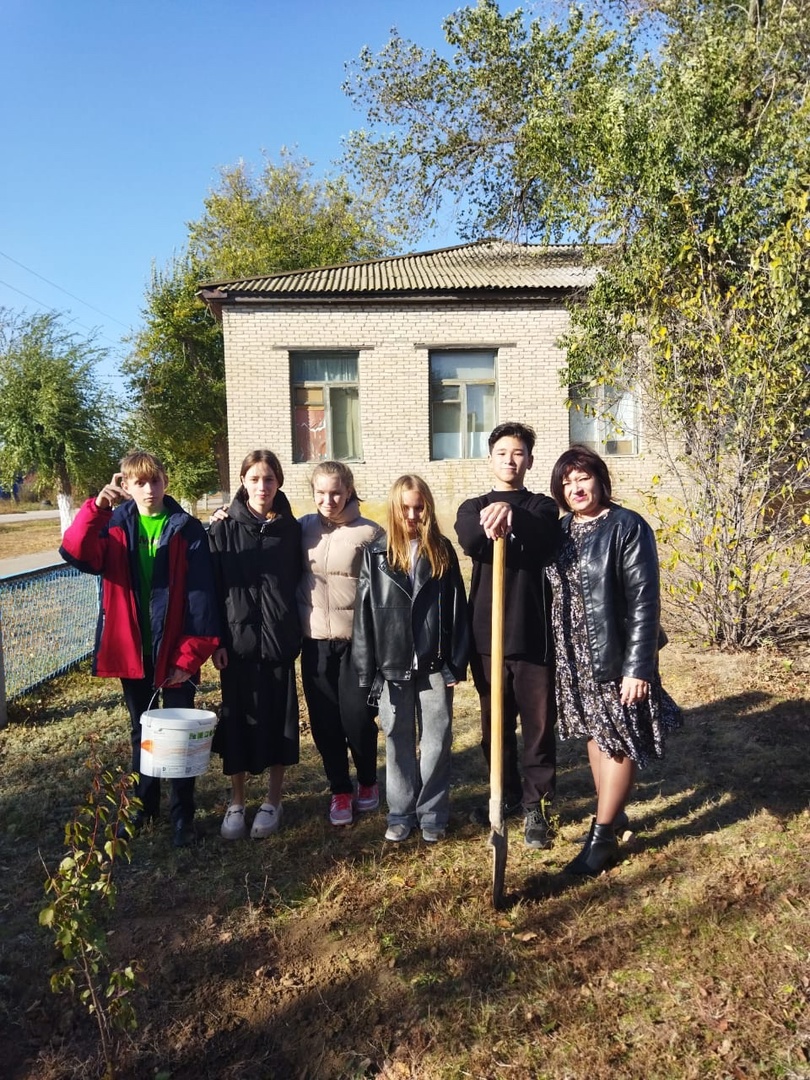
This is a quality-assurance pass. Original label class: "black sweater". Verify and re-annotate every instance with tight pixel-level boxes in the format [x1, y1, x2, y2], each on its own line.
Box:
[454, 488, 561, 663]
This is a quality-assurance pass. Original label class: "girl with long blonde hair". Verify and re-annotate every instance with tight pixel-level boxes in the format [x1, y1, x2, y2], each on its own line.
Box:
[353, 475, 469, 842]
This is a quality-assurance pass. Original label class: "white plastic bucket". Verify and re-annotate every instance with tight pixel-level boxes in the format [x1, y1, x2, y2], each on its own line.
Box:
[139, 708, 217, 778]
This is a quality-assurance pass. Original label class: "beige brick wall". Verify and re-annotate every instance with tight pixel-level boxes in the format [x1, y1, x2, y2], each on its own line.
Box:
[221, 298, 667, 511]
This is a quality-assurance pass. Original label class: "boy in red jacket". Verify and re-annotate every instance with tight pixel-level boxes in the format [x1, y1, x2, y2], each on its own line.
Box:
[60, 451, 220, 847]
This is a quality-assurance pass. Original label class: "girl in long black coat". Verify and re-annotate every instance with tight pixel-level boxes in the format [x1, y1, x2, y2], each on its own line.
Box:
[208, 449, 302, 840]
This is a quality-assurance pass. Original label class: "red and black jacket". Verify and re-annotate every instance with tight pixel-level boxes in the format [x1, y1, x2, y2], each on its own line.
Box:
[60, 495, 220, 685]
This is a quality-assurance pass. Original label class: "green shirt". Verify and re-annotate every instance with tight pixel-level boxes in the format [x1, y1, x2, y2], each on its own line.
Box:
[137, 511, 168, 656]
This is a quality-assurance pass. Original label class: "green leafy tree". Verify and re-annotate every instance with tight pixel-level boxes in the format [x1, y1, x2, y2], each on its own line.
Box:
[190, 152, 393, 278]
[344, 0, 810, 645]
[0, 310, 122, 532]
[126, 153, 393, 501]
[124, 256, 226, 502]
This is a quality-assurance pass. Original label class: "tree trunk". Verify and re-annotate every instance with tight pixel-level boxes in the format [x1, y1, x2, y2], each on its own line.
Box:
[56, 467, 74, 535]
[57, 491, 74, 535]
[214, 433, 231, 502]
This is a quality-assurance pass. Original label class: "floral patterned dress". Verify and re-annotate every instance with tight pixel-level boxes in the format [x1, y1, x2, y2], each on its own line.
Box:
[546, 512, 682, 767]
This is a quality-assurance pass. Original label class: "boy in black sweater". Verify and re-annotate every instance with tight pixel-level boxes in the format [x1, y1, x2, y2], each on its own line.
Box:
[454, 423, 561, 848]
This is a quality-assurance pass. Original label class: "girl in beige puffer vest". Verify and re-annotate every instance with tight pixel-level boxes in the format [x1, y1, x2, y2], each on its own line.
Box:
[297, 462, 383, 826]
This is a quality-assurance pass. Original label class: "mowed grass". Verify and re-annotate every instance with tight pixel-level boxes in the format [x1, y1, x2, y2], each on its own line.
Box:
[0, 642, 808, 1079]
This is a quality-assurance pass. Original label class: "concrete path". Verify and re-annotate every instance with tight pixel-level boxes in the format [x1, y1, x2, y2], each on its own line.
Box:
[0, 550, 64, 580]
[0, 510, 63, 578]
[0, 509, 61, 523]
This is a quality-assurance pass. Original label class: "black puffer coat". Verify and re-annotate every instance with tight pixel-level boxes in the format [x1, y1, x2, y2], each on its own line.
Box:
[208, 495, 301, 664]
[560, 505, 662, 683]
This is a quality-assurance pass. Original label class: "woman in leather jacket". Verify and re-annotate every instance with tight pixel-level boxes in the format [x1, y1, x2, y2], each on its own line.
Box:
[353, 475, 469, 843]
[547, 446, 682, 875]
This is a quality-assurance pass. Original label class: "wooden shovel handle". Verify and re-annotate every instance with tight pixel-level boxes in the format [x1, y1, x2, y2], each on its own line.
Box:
[489, 535, 507, 909]
[489, 535, 506, 811]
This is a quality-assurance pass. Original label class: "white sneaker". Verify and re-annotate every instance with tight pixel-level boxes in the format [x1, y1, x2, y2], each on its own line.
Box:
[221, 804, 247, 840]
[251, 802, 283, 839]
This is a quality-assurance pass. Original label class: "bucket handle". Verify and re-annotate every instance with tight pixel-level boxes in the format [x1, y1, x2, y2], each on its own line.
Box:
[146, 678, 200, 713]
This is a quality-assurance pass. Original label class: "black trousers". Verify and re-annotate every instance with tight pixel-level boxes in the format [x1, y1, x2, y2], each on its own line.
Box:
[301, 637, 378, 795]
[471, 653, 556, 809]
[120, 663, 197, 825]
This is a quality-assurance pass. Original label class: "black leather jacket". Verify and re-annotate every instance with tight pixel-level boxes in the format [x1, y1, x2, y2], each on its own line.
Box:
[352, 536, 469, 699]
[560, 505, 663, 683]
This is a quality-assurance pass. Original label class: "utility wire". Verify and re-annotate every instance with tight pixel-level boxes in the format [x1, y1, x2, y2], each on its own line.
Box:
[0, 248, 131, 329]
[0, 276, 129, 357]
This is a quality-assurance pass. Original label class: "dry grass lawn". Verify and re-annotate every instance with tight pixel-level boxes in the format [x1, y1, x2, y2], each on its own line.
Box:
[0, 520, 62, 561]
[0, 639, 808, 1079]
[1, 511, 808, 1078]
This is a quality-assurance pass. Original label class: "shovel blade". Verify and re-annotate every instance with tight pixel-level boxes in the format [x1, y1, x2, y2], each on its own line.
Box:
[488, 824, 508, 910]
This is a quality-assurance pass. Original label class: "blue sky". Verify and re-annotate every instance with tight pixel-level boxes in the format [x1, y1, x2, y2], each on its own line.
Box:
[0, 0, 468, 388]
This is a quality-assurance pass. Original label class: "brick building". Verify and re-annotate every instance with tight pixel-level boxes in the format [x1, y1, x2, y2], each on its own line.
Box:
[198, 240, 658, 507]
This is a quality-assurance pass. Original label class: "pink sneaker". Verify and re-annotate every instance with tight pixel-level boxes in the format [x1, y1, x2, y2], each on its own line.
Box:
[329, 793, 353, 826]
[355, 782, 380, 813]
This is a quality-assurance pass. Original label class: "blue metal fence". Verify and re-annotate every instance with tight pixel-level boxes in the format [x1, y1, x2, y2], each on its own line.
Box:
[0, 563, 99, 725]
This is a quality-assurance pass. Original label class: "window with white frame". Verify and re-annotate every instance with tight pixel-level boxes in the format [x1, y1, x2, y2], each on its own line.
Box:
[569, 384, 639, 455]
[430, 350, 497, 460]
[291, 352, 362, 463]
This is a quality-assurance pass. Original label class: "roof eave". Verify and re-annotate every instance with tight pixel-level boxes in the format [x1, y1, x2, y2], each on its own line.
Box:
[198, 285, 590, 318]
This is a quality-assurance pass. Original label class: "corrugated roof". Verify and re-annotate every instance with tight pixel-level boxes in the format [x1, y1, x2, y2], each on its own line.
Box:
[198, 240, 597, 304]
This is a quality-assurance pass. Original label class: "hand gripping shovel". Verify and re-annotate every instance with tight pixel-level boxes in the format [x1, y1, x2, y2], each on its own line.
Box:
[488, 535, 507, 909]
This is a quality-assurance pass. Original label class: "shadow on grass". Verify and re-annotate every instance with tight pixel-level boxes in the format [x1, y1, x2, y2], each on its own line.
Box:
[516, 689, 810, 905]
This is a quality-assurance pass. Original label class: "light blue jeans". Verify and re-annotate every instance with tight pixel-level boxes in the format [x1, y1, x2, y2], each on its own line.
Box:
[379, 671, 453, 831]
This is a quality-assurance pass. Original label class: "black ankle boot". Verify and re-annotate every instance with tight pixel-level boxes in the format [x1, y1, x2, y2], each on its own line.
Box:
[565, 821, 618, 876]
[565, 818, 595, 874]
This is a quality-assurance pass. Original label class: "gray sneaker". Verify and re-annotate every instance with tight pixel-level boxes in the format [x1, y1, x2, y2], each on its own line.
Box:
[384, 823, 412, 842]
[524, 806, 555, 850]
[421, 827, 445, 843]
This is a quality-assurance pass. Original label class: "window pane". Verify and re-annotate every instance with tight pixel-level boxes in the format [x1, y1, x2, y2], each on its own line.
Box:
[430, 349, 497, 459]
[294, 385, 324, 407]
[433, 383, 461, 403]
[569, 396, 597, 448]
[330, 386, 361, 460]
[466, 384, 495, 458]
[292, 351, 358, 383]
[603, 390, 637, 454]
[432, 401, 462, 459]
[431, 350, 495, 382]
[569, 386, 637, 454]
[294, 404, 327, 462]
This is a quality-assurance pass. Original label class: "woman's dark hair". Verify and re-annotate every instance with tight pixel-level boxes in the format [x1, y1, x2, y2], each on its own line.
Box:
[238, 449, 284, 490]
[549, 445, 612, 510]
